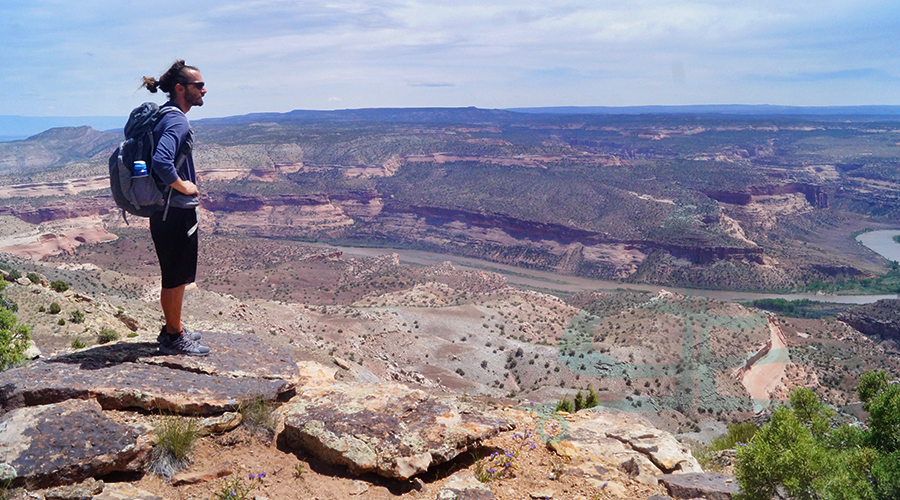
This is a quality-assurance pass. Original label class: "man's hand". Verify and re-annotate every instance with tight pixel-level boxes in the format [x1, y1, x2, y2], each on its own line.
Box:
[170, 179, 199, 195]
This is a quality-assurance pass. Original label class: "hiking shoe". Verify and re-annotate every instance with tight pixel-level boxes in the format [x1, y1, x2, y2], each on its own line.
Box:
[156, 325, 201, 344]
[158, 333, 210, 357]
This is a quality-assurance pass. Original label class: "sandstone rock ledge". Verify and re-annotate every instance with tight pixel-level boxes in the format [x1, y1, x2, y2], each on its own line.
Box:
[0, 332, 298, 488]
[0, 331, 714, 498]
[280, 379, 515, 479]
[548, 410, 702, 487]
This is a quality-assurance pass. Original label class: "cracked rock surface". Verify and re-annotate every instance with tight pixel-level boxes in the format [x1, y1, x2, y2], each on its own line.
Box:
[0, 399, 150, 488]
[548, 410, 702, 487]
[281, 377, 515, 479]
[0, 333, 297, 414]
[0, 333, 298, 488]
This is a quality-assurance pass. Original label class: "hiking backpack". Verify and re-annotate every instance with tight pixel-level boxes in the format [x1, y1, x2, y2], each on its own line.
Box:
[108, 102, 191, 221]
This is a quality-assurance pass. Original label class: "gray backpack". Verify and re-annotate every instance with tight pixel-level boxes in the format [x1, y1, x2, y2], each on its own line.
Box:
[108, 102, 191, 221]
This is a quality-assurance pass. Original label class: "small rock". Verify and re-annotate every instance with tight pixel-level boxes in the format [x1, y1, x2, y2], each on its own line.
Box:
[435, 471, 495, 499]
[23, 341, 41, 360]
[16, 277, 31, 286]
[602, 481, 628, 498]
[8, 491, 43, 500]
[659, 472, 740, 500]
[530, 490, 554, 499]
[332, 356, 352, 370]
[94, 483, 163, 500]
[0, 463, 16, 481]
[349, 480, 369, 495]
[197, 413, 242, 436]
[115, 313, 140, 332]
[44, 477, 104, 500]
[171, 462, 234, 486]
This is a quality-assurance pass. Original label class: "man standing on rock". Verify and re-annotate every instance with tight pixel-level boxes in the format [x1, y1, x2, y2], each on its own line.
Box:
[139, 60, 210, 356]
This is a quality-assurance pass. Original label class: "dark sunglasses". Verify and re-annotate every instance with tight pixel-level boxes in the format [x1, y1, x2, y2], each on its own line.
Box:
[183, 81, 205, 90]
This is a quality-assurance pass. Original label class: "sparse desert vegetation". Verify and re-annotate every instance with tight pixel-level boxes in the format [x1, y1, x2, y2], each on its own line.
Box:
[3, 109, 900, 498]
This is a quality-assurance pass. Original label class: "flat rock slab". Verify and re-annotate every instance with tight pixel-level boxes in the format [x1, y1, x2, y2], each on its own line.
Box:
[32, 332, 302, 382]
[549, 410, 702, 486]
[139, 332, 302, 382]
[0, 399, 150, 488]
[659, 472, 740, 500]
[0, 335, 297, 415]
[281, 381, 514, 479]
[435, 471, 496, 499]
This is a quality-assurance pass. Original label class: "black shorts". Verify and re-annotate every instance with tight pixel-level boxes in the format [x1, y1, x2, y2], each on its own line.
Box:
[150, 207, 199, 289]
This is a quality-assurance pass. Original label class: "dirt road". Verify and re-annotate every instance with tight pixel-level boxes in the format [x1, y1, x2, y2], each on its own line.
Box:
[742, 318, 790, 412]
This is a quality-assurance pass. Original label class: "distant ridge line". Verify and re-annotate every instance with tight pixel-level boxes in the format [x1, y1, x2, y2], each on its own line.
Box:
[507, 104, 900, 116]
[5, 104, 900, 141]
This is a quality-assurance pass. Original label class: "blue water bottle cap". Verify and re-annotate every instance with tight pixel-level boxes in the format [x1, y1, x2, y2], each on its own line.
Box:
[133, 160, 148, 177]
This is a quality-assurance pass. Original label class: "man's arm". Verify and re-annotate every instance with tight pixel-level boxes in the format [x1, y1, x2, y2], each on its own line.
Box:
[152, 113, 198, 195]
[170, 178, 198, 195]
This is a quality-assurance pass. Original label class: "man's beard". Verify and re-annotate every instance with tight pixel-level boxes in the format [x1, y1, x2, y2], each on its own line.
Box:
[187, 92, 204, 107]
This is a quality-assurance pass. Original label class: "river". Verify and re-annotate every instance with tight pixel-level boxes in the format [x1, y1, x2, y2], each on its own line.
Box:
[856, 229, 900, 263]
[320, 244, 897, 305]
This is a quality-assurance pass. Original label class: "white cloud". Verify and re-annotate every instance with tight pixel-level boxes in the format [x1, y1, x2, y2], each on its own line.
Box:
[1, 0, 899, 117]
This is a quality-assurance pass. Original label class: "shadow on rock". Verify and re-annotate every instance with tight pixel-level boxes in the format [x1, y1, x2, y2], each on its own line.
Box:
[46, 342, 163, 369]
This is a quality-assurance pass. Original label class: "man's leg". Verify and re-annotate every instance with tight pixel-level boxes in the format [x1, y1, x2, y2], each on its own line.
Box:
[151, 208, 206, 354]
[160, 284, 186, 334]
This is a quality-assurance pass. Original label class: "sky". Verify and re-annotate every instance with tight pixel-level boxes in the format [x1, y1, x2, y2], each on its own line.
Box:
[2, 0, 900, 120]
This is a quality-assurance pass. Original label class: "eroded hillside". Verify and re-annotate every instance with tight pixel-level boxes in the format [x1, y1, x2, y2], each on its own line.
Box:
[2, 110, 899, 292]
[5, 228, 890, 432]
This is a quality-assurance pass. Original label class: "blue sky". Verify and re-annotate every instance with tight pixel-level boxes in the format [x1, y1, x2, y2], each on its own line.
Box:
[2, 0, 899, 120]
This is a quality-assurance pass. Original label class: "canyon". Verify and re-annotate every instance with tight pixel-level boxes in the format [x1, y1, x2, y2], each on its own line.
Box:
[2, 108, 900, 499]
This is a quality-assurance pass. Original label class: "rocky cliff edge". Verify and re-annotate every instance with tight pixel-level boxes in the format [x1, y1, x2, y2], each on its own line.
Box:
[0, 331, 734, 500]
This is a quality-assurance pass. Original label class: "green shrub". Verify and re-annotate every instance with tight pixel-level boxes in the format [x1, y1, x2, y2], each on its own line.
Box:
[150, 414, 200, 478]
[37, 305, 45, 313]
[4, 269, 21, 282]
[735, 374, 900, 500]
[555, 397, 574, 413]
[49, 280, 69, 293]
[710, 422, 758, 451]
[69, 310, 85, 324]
[584, 385, 599, 409]
[859, 370, 900, 455]
[58, 318, 66, 326]
[238, 395, 278, 438]
[97, 328, 119, 344]
[0, 308, 31, 371]
[71, 337, 85, 349]
[48, 302, 61, 315]
[691, 421, 759, 471]
[0, 298, 16, 313]
[26, 273, 40, 284]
